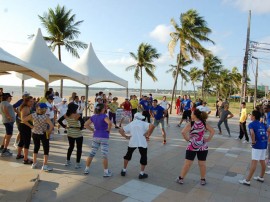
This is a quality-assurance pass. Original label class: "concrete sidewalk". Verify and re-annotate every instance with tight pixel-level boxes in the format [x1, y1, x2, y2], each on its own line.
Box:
[1, 114, 270, 202]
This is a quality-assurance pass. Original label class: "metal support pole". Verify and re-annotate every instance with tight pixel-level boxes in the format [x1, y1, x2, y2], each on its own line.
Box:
[22, 80, 25, 94]
[85, 85, 89, 118]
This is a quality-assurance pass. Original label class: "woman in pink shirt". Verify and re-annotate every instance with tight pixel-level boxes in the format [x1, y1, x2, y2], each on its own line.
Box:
[176, 109, 215, 185]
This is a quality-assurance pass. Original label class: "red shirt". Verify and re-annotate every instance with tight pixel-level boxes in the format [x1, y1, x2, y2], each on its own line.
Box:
[122, 102, 131, 111]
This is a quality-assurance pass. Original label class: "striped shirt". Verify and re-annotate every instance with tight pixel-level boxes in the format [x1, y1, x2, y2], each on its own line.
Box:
[66, 117, 83, 138]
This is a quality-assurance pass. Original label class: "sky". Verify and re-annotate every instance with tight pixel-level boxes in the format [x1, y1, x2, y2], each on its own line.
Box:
[1, 0, 270, 90]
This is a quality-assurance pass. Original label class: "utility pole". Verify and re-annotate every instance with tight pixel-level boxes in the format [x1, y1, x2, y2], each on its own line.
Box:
[252, 56, 258, 109]
[241, 10, 251, 103]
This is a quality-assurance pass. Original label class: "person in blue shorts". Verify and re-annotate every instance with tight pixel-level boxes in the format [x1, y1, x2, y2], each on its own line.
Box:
[239, 110, 270, 186]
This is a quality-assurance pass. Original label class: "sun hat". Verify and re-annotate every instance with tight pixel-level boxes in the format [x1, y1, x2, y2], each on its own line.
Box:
[97, 96, 102, 100]
[3, 93, 12, 98]
[23, 91, 30, 96]
[62, 98, 67, 102]
[38, 103, 48, 109]
[134, 112, 145, 120]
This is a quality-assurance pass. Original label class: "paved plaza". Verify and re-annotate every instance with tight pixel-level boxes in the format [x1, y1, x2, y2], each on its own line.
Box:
[1, 114, 270, 202]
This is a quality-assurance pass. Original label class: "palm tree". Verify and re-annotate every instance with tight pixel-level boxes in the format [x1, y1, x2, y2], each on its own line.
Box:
[168, 9, 214, 113]
[189, 67, 202, 99]
[126, 43, 161, 97]
[201, 55, 222, 99]
[166, 54, 191, 96]
[39, 4, 87, 97]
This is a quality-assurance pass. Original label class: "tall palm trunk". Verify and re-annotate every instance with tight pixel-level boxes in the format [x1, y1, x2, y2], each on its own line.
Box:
[170, 54, 182, 114]
[202, 74, 205, 100]
[140, 66, 143, 98]
[180, 75, 183, 95]
[192, 82, 196, 99]
[57, 45, 63, 97]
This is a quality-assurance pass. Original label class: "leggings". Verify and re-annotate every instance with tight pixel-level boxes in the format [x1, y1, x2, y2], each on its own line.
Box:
[239, 122, 249, 141]
[32, 133, 49, 155]
[131, 108, 137, 121]
[109, 111, 116, 125]
[18, 123, 31, 149]
[67, 136, 83, 163]
[89, 138, 109, 159]
[217, 119, 230, 135]
[142, 111, 151, 123]
[124, 147, 147, 165]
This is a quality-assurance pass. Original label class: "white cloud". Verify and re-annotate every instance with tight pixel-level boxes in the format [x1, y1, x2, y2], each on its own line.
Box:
[149, 24, 173, 44]
[104, 56, 135, 67]
[223, 0, 270, 14]
[207, 45, 224, 55]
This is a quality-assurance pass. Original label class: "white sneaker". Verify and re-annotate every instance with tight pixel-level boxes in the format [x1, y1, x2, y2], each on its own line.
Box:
[242, 140, 249, 144]
[42, 165, 53, 172]
[235, 137, 240, 140]
[84, 168, 89, 175]
[265, 170, 270, 175]
[13, 143, 18, 149]
[64, 160, 71, 166]
[103, 170, 113, 177]
[253, 176, 264, 182]
[31, 163, 37, 169]
[239, 179, 250, 186]
[75, 163, 81, 169]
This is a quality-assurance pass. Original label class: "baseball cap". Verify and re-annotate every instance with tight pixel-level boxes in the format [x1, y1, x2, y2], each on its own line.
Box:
[48, 94, 54, 100]
[97, 96, 102, 100]
[3, 93, 12, 98]
[38, 103, 48, 109]
[23, 91, 30, 96]
[62, 98, 67, 102]
[134, 112, 145, 120]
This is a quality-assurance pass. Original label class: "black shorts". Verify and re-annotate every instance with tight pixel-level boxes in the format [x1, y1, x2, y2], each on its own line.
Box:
[4, 122, 14, 135]
[185, 150, 208, 161]
[182, 110, 191, 120]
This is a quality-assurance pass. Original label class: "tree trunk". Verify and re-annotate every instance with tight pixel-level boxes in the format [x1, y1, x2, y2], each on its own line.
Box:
[193, 82, 196, 99]
[202, 75, 205, 100]
[140, 66, 143, 98]
[58, 45, 63, 98]
[170, 54, 182, 114]
[180, 75, 183, 96]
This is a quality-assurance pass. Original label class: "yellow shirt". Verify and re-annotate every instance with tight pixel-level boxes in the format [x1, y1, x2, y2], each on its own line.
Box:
[130, 99, 138, 109]
[239, 108, 247, 123]
[39, 97, 47, 103]
[108, 102, 118, 113]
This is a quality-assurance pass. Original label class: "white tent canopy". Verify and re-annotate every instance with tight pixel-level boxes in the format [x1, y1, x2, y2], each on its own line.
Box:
[19, 28, 89, 85]
[72, 43, 128, 88]
[0, 47, 49, 82]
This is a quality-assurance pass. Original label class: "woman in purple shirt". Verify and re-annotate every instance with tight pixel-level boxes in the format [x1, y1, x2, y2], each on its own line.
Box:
[84, 103, 112, 176]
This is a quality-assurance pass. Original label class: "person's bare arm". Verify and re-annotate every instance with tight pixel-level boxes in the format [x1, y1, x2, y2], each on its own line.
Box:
[84, 119, 94, 131]
[21, 108, 32, 128]
[119, 128, 130, 139]
[250, 128, 256, 145]
[22, 114, 33, 129]
[227, 113, 234, 119]
[181, 123, 191, 141]
[205, 124, 215, 142]
[104, 117, 112, 133]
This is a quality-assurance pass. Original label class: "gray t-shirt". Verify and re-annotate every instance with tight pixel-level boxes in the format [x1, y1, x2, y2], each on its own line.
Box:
[0, 101, 16, 123]
[220, 109, 232, 121]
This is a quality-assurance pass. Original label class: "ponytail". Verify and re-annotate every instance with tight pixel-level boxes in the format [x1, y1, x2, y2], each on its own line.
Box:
[193, 109, 207, 126]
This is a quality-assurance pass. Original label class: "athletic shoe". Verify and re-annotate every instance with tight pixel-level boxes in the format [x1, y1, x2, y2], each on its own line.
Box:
[265, 170, 270, 175]
[1, 150, 13, 157]
[239, 179, 250, 186]
[138, 173, 148, 179]
[75, 163, 81, 169]
[163, 140, 167, 144]
[175, 177, 184, 184]
[121, 169, 126, 176]
[84, 168, 89, 175]
[23, 159, 33, 164]
[242, 140, 249, 144]
[16, 154, 24, 159]
[235, 137, 240, 140]
[201, 179, 206, 185]
[103, 170, 113, 177]
[42, 165, 53, 172]
[253, 176, 264, 182]
[115, 126, 120, 129]
[31, 163, 37, 169]
[64, 160, 71, 166]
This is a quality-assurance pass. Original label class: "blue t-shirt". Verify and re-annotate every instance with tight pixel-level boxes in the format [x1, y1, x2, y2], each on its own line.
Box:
[267, 112, 270, 128]
[248, 120, 268, 149]
[140, 100, 150, 111]
[150, 105, 164, 120]
[183, 99, 191, 111]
